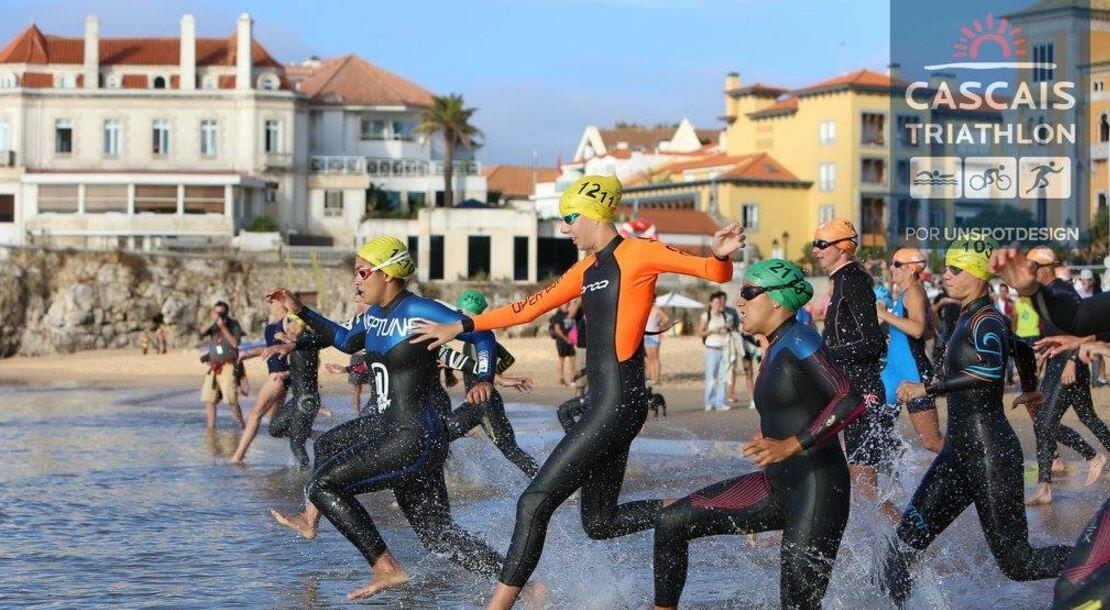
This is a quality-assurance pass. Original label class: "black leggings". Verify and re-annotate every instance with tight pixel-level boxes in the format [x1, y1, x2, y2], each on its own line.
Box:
[445, 392, 539, 477]
[883, 411, 1070, 604]
[654, 451, 850, 609]
[1054, 496, 1110, 609]
[1036, 357, 1110, 483]
[269, 394, 319, 469]
[306, 415, 502, 577]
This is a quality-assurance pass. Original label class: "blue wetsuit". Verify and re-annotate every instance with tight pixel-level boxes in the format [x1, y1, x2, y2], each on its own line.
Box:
[263, 321, 290, 377]
[297, 290, 503, 577]
[880, 290, 936, 414]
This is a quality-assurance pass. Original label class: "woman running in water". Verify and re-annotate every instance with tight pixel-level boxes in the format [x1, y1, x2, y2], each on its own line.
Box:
[652, 259, 864, 610]
[264, 236, 503, 601]
[810, 218, 898, 522]
[267, 313, 328, 469]
[442, 290, 540, 478]
[883, 234, 1070, 604]
[410, 175, 744, 610]
[229, 297, 291, 464]
[876, 248, 944, 453]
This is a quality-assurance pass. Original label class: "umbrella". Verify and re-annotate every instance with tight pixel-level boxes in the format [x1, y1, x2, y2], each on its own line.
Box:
[655, 292, 704, 309]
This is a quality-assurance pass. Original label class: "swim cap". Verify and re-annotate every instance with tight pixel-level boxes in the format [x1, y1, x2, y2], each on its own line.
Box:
[873, 283, 893, 310]
[284, 313, 306, 331]
[892, 247, 927, 273]
[559, 175, 622, 223]
[456, 289, 488, 315]
[1027, 246, 1059, 267]
[813, 218, 858, 255]
[944, 233, 998, 281]
[356, 236, 415, 279]
[744, 259, 814, 311]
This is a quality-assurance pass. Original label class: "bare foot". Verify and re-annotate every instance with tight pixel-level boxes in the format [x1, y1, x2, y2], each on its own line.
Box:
[1086, 453, 1107, 487]
[228, 454, 244, 465]
[270, 508, 317, 539]
[347, 565, 410, 600]
[1025, 483, 1053, 506]
[1052, 456, 1066, 474]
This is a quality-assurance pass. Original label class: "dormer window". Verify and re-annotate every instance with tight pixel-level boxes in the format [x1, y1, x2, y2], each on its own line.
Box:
[201, 75, 218, 90]
[257, 73, 280, 90]
[152, 76, 167, 89]
[105, 73, 122, 89]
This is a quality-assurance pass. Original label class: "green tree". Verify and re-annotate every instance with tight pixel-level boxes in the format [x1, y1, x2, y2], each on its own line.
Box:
[416, 94, 483, 208]
[1088, 206, 1109, 261]
[248, 215, 280, 232]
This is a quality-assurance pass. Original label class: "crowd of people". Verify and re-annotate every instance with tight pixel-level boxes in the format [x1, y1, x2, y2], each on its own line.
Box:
[190, 173, 1107, 609]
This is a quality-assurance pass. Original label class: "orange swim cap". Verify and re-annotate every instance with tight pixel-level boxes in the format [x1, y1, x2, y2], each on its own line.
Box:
[1027, 246, 1059, 267]
[892, 248, 927, 273]
[814, 218, 858, 255]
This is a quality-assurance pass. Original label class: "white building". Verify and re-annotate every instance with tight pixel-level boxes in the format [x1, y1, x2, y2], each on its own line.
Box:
[0, 14, 486, 250]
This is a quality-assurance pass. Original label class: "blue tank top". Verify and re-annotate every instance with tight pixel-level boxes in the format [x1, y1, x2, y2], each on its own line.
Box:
[264, 321, 290, 374]
[881, 291, 934, 405]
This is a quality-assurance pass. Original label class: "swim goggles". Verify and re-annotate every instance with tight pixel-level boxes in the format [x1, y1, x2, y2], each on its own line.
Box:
[354, 250, 412, 280]
[812, 237, 855, 250]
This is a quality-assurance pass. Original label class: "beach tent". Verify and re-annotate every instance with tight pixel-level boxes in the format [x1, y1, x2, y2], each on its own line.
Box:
[654, 292, 703, 308]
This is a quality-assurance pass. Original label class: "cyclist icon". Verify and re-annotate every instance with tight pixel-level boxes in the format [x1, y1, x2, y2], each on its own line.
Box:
[969, 165, 1011, 192]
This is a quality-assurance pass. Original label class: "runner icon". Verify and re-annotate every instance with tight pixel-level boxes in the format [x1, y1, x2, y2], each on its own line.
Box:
[1025, 161, 1063, 194]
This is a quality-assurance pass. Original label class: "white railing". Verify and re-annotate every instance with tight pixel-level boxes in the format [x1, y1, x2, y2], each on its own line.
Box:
[281, 245, 351, 266]
[310, 155, 481, 176]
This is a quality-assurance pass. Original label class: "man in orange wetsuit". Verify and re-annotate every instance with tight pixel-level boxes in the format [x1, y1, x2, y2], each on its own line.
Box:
[411, 174, 746, 609]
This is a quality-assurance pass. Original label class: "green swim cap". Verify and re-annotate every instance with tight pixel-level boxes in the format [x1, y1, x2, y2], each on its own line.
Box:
[744, 259, 813, 311]
[456, 289, 488, 315]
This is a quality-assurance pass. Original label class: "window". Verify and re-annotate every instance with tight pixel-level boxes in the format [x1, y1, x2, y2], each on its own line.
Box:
[391, 121, 413, 140]
[200, 120, 218, 157]
[264, 120, 281, 153]
[741, 203, 759, 231]
[134, 185, 177, 213]
[38, 185, 79, 213]
[0, 73, 16, 88]
[0, 194, 12, 222]
[861, 158, 886, 185]
[1095, 81, 1105, 92]
[1099, 192, 1107, 211]
[1033, 43, 1054, 82]
[514, 236, 529, 281]
[429, 235, 445, 280]
[257, 73, 280, 90]
[201, 75, 217, 90]
[407, 236, 419, 268]
[929, 204, 946, 228]
[184, 185, 224, 214]
[896, 198, 918, 233]
[152, 120, 170, 156]
[861, 113, 885, 145]
[57, 74, 77, 89]
[105, 74, 121, 89]
[324, 190, 343, 217]
[819, 120, 836, 145]
[152, 76, 167, 89]
[84, 184, 127, 213]
[360, 118, 385, 140]
[897, 115, 920, 148]
[0, 118, 8, 151]
[103, 119, 121, 157]
[1101, 115, 1109, 143]
[407, 191, 426, 210]
[818, 204, 835, 225]
[468, 236, 491, 279]
[819, 163, 836, 191]
[55, 119, 73, 154]
[265, 182, 278, 204]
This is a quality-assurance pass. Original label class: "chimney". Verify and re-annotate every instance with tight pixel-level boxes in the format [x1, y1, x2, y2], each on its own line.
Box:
[236, 13, 252, 90]
[886, 62, 902, 81]
[724, 72, 741, 119]
[179, 14, 196, 90]
[83, 15, 99, 89]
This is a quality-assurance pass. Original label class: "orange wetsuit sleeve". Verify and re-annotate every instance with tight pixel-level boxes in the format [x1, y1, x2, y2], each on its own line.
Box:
[636, 238, 733, 282]
[462, 256, 591, 333]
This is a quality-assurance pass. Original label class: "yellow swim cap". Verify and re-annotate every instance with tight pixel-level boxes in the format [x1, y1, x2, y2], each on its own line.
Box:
[944, 233, 998, 281]
[356, 236, 416, 279]
[284, 313, 306, 330]
[559, 175, 622, 223]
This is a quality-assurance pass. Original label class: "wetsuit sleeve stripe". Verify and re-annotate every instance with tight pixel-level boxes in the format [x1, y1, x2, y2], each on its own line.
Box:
[926, 311, 1006, 396]
[467, 257, 590, 332]
[636, 239, 733, 282]
[795, 347, 865, 449]
[301, 307, 366, 354]
[495, 342, 515, 374]
[1034, 283, 1109, 336]
[414, 298, 497, 381]
[437, 345, 476, 374]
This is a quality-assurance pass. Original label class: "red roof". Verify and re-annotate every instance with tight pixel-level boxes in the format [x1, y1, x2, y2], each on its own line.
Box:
[289, 55, 434, 107]
[622, 207, 720, 235]
[664, 152, 748, 173]
[747, 97, 798, 118]
[20, 72, 52, 87]
[482, 165, 560, 198]
[726, 82, 787, 97]
[795, 69, 899, 96]
[718, 152, 800, 182]
[0, 24, 281, 68]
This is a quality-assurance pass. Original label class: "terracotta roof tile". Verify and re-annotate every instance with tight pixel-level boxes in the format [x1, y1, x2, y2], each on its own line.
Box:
[726, 82, 787, 97]
[747, 97, 798, 118]
[0, 25, 49, 64]
[290, 55, 434, 107]
[598, 127, 674, 151]
[482, 165, 560, 198]
[664, 152, 748, 173]
[718, 152, 801, 182]
[795, 69, 900, 96]
[621, 207, 720, 235]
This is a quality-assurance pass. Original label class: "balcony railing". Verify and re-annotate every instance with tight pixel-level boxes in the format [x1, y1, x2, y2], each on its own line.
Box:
[264, 152, 293, 170]
[310, 155, 481, 176]
[1093, 142, 1108, 161]
[0, 150, 15, 167]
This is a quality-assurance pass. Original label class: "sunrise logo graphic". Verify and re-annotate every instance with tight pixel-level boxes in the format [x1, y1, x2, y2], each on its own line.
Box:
[925, 12, 1053, 71]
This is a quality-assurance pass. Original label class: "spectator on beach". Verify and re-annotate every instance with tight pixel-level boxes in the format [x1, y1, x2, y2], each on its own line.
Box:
[548, 303, 577, 386]
[699, 291, 732, 412]
[1076, 269, 1101, 299]
[324, 303, 372, 416]
[644, 303, 670, 386]
[198, 301, 246, 429]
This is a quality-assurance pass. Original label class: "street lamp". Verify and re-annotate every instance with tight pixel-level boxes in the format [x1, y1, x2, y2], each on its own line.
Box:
[782, 231, 790, 260]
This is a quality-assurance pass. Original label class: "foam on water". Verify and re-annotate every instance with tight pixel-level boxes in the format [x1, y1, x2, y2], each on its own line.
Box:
[0, 386, 1098, 608]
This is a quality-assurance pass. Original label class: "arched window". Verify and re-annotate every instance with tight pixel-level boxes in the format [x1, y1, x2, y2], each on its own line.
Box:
[152, 76, 167, 89]
[257, 73, 280, 90]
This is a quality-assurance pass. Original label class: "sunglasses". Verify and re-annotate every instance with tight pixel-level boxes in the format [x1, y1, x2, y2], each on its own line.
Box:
[891, 260, 926, 269]
[355, 250, 412, 280]
[1029, 260, 1060, 271]
[945, 265, 964, 276]
[563, 213, 581, 225]
[812, 237, 855, 250]
[740, 281, 800, 301]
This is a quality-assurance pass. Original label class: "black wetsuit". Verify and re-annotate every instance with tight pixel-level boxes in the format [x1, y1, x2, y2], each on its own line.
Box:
[882, 295, 1071, 604]
[1054, 496, 1110, 609]
[1035, 280, 1110, 484]
[269, 332, 327, 469]
[298, 291, 502, 576]
[443, 342, 540, 478]
[822, 262, 891, 467]
[653, 319, 863, 609]
[1034, 282, 1110, 336]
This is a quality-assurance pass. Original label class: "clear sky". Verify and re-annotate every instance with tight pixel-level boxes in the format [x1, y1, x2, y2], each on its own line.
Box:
[3, 0, 891, 166]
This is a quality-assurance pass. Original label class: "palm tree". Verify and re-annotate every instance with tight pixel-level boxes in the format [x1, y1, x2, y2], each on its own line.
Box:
[416, 94, 483, 207]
